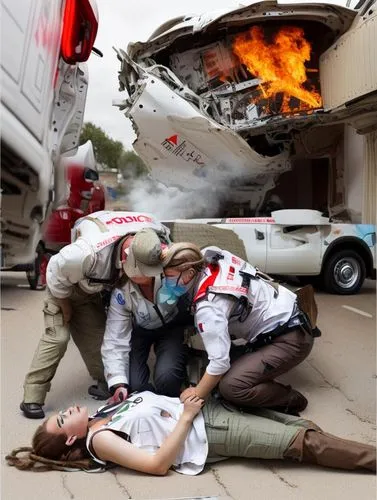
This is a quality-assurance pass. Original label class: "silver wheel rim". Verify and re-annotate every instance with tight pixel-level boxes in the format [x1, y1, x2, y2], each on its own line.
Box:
[333, 257, 359, 289]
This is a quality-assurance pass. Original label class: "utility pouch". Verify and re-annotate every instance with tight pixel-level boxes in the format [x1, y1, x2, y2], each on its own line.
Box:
[43, 301, 64, 328]
[294, 284, 318, 330]
[254, 268, 320, 338]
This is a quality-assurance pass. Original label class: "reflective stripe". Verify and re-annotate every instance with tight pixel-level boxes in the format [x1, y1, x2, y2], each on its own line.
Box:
[194, 264, 220, 302]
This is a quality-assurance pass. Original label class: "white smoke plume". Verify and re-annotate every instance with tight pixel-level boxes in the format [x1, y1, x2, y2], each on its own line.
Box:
[121, 176, 227, 219]
[116, 156, 276, 218]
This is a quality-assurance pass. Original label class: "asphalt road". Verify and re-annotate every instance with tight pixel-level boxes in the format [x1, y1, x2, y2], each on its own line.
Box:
[1, 273, 376, 500]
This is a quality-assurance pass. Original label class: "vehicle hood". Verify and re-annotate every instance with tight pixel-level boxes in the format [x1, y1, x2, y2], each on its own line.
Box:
[129, 0, 356, 59]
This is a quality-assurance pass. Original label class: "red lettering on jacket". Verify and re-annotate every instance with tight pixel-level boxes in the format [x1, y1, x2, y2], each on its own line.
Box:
[231, 256, 242, 265]
[105, 215, 153, 225]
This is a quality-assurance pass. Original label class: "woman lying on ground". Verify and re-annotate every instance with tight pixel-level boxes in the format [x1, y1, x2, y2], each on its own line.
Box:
[7, 391, 375, 474]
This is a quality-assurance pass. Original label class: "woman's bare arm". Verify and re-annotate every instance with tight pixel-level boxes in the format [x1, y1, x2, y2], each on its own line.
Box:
[92, 396, 204, 475]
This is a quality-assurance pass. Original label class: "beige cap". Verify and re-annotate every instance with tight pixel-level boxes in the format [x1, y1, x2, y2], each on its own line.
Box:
[122, 228, 163, 277]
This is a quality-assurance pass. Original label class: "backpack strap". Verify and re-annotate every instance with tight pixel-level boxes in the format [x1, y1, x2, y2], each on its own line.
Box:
[84, 237, 125, 286]
[84, 215, 109, 233]
[254, 269, 280, 298]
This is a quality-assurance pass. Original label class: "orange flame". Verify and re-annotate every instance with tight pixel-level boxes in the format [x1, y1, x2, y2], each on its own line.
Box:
[232, 26, 322, 113]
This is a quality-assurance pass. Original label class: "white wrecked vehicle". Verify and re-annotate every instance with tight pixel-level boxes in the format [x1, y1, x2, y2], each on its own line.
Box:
[166, 209, 377, 294]
[115, 0, 377, 211]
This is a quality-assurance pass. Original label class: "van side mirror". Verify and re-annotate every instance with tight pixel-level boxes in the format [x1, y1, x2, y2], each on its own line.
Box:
[84, 169, 99, 182]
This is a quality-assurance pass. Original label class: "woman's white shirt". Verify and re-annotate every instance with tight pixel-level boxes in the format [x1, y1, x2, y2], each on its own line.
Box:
[87, 391, 208, 475]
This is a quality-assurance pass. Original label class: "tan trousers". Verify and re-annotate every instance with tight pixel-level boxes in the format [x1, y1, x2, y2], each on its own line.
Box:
[23, 287, 106, 404]
[219, 328, 314, 408]
[203, 399, 376, 472]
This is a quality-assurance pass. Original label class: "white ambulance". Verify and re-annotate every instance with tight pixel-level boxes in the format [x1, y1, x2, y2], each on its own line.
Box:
[1, 0, 99, 267]
[168, 210, 376, 294]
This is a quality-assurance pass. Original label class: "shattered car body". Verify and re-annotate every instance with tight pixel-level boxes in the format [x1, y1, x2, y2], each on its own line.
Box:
[115, 0, 377, 210]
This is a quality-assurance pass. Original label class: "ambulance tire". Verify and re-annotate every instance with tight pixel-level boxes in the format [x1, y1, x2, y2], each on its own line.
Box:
[322, 249, 365, 295]
[26, 244, 46, 291]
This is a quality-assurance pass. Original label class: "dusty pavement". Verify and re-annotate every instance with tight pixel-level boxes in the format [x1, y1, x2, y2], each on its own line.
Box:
[1, 273, 376, 500]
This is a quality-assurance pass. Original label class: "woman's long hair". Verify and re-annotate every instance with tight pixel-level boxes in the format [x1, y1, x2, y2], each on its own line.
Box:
[6, 421, 101, 472]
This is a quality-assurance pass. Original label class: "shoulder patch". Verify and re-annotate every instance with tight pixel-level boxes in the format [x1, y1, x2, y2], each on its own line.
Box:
[116, 292, 126, 306]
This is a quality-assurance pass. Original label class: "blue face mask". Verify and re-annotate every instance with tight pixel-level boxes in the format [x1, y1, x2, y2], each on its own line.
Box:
[157, 276, 188, 305]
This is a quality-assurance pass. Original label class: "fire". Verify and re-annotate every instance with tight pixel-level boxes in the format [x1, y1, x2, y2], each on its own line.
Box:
[232, 25, 322, 113]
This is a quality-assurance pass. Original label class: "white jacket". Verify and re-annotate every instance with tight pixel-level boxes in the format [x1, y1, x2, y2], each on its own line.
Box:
[193, 247, 298, 376]
[46, 210, 170, 298]
[101, 277, 179, 388]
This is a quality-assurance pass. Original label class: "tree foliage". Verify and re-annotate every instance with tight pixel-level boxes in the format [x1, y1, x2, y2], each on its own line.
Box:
[79, 122, 124, 170]
[118, 150, 149, 179]
[79, 122, 149, 179]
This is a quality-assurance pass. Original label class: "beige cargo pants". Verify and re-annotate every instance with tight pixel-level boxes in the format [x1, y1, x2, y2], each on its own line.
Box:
[23, 287, 106, 404]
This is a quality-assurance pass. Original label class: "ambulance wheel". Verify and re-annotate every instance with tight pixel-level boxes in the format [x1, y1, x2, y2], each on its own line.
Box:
[27, 244, 46, 291]
[322, 249, 365, 295]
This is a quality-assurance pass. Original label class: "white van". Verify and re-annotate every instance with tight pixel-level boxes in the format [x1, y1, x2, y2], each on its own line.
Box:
[166, 210, 376, 294]
[1, 0, 99, 267]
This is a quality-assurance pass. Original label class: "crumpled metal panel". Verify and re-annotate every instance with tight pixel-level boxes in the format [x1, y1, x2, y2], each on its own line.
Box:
[320, 6, 377, 111]
[124, 73, 291, 190]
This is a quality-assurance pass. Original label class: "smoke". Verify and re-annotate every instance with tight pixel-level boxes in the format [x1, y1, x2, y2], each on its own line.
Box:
[117, 157, 276, 218]
[121, 175, 227, 219]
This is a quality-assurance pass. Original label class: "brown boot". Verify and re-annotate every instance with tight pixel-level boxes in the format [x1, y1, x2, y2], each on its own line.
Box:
[285, 428, 376, 472]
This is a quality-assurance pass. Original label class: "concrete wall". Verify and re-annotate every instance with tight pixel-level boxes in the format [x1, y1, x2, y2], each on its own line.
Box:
[344, 125, 364, 222]
[362, 131, 377, 224]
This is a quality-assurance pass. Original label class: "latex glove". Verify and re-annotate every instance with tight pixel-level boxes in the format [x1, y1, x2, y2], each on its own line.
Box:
[107, 386, 129, 405]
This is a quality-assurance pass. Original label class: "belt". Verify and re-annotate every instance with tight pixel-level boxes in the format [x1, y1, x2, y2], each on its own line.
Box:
[245, 312, 321, 352]
[247, 324, 301, 351]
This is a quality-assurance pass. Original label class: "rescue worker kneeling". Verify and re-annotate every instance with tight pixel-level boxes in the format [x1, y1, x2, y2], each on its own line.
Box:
[20, 211, 170, 419]
[161, 243, 316, 414]
[101, 234, 194, 403]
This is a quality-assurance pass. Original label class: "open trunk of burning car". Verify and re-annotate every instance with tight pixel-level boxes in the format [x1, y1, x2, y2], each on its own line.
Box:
[115, 0, 377, 201]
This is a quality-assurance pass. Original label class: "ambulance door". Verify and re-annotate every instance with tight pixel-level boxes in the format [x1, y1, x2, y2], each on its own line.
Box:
[1, 0, 62, 142]
[220, 219, 268, 271]
[265, 223, 322, 275]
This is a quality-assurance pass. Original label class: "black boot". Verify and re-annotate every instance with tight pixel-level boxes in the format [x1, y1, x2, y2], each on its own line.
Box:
[88, 381, 111, 400]
[20, 402, 45, 419]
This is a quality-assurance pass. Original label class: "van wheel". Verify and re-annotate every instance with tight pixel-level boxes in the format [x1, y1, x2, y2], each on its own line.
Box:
[26, 244, 46, 291]
[322, 249, 366, 295]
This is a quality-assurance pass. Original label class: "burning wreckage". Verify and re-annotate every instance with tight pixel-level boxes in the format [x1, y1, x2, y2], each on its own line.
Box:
[115, 0, 377, 215]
